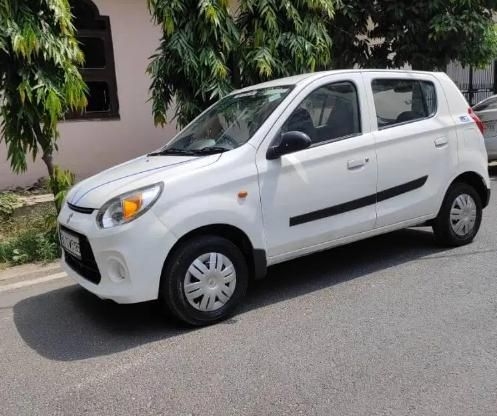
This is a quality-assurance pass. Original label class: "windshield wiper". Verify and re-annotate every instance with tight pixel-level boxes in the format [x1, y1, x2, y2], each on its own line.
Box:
[191, 147, 230, 155]
[149, 146, 230, 157]
[148, 148, 197, 156]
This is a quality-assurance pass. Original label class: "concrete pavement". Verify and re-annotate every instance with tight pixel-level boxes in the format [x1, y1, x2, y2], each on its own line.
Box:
[0, 262, 66, 292]
[0, 166, 496, 415]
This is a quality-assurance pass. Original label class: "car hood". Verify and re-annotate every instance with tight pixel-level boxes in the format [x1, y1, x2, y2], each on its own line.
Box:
[67, 154, 220, 208]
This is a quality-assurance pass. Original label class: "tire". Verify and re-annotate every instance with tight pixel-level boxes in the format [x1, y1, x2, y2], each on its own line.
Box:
[159, 235, 249, 326]
[432, 182, 482, 247]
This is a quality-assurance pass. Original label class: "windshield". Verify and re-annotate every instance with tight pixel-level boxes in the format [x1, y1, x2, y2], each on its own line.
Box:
[152, 86, 292, 156]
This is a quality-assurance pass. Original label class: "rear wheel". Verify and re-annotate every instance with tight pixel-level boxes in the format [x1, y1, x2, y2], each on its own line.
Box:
[159, 235, 248, 326]
[432, 182, 482, 246]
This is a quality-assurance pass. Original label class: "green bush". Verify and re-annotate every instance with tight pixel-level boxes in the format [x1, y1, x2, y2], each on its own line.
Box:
[50, 166, 75, 212]
[0, 207, 60, 266]
[0, 192, 21, 220]
[0, 233, 57, 265]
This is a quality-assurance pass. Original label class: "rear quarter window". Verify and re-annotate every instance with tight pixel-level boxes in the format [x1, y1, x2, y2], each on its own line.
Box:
[372, 79, 437, 129]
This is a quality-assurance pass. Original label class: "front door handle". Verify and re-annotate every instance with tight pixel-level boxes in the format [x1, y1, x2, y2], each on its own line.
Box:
[347, 157, 370, 170]
[434, 137, 448, 148]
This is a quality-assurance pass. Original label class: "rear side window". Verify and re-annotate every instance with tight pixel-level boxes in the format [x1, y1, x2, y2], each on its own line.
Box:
[372, 79, 437, 129]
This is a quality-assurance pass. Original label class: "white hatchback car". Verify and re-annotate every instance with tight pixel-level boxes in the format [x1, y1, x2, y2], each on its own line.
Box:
[59, 70, 491, 325]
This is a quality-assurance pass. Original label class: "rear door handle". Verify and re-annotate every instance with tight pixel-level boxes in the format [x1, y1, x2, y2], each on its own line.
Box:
[434, 137, 448, 148]
[347, 157, 370, 170]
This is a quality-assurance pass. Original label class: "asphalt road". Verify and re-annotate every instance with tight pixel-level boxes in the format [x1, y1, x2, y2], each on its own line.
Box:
[1, 166, 496, 416]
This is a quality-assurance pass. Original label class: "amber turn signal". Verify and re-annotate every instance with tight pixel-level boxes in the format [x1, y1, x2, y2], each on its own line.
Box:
[122, 195, 143, 219]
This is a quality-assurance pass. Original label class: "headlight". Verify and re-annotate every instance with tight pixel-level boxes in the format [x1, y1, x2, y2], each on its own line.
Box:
[97, 183, 163, 229]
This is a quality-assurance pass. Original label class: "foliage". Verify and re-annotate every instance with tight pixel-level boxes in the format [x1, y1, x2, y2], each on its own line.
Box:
[0, 229, 59, 265]
[0, 0, 87, 210]
[147, 0, 336, 127]
[236, 0, 333, 85]
[49, 165, 75, 212]
[330, 0, 497, 70]
[0, 192, 21, 219]
[0, 205, 59, 265]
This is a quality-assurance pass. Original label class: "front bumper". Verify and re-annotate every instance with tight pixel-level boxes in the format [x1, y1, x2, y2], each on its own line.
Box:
[59, 203, 177, 304]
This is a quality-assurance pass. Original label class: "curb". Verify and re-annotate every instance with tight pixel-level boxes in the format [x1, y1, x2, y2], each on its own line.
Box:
[0, 261, 62, 282]
[0, 272, 67, 293]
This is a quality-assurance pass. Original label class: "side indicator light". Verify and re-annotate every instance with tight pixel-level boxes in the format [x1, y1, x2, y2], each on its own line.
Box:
[122, 196, 143, 219]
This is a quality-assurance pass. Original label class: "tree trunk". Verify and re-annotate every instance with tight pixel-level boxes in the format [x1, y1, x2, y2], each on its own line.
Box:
[41, 150, 55, 181]
[230, 53, 241, 89]
[34, 124, 60, 212]
[41, 148, 62, 212]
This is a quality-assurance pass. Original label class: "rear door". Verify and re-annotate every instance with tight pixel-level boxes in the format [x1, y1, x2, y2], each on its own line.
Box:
[361, 72, 459, 227]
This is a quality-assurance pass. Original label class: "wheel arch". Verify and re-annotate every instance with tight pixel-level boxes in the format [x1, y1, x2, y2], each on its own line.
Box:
[162, 224, 267, 283]
[449, 171, 491, 208]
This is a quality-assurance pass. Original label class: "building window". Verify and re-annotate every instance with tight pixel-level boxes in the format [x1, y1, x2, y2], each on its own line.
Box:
[69, 0, 119, 120]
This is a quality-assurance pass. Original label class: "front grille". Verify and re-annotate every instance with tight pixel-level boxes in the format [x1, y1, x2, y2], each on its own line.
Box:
[67, 202, 95, 214]
[60, 226, 101, 284]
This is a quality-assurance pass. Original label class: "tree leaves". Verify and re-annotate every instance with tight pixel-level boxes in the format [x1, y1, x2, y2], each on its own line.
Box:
[148, 0, 336, 127]
[0, 0, 87, 174]
[238, 0, 333, 84]
[330, 0, 497, 70]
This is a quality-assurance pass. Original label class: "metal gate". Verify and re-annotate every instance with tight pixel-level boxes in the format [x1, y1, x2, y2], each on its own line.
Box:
[446, 61, 497, 106]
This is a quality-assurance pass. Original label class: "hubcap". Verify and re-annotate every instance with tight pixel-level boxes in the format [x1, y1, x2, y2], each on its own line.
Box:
[450, 193, 477, 237]
[183, 253, 237, 312]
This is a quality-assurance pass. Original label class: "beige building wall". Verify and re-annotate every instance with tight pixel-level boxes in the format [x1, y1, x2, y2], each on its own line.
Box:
[0, 0, 177, 190]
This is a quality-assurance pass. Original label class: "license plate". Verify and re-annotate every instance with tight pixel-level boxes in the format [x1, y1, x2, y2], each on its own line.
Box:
[60, 229, 81, 259]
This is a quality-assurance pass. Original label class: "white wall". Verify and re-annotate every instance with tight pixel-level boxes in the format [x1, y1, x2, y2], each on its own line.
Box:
[0, 0, 178, 190]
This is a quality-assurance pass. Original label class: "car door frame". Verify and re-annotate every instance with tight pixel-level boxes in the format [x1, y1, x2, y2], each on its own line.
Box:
[360, 71, 459, 228]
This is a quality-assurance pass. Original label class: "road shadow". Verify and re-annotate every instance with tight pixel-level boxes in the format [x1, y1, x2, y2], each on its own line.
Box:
[13, 227, 460, 362]
[13, 287, 183, 361]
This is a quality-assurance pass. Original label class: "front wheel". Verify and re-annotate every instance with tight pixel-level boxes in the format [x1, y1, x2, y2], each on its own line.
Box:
[159, 235, 249, 326]
[432, 182, 482, 247]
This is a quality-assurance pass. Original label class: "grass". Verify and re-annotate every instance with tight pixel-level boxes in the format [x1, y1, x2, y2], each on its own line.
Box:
[0, 203, 60, 266]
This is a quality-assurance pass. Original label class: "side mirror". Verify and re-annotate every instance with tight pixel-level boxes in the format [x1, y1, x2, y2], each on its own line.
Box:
[266, 131, 312, 160]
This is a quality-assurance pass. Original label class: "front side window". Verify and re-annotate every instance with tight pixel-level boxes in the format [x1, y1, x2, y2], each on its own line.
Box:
[281, 81, 361, 144]
[156, 87, 292, 155]
[372, 79, 437, 129]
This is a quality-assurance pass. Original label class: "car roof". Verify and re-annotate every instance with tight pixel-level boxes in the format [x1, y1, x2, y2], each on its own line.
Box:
[235, 69, 444, 92]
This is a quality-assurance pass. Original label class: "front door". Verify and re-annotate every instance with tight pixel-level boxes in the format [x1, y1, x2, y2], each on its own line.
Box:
[256, 75, 378, 260]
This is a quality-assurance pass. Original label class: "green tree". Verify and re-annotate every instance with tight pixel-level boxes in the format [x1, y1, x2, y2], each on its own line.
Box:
[147, 0, 335, 127]
[0, 0, 87, 210]
[330, 0, 497, 70]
